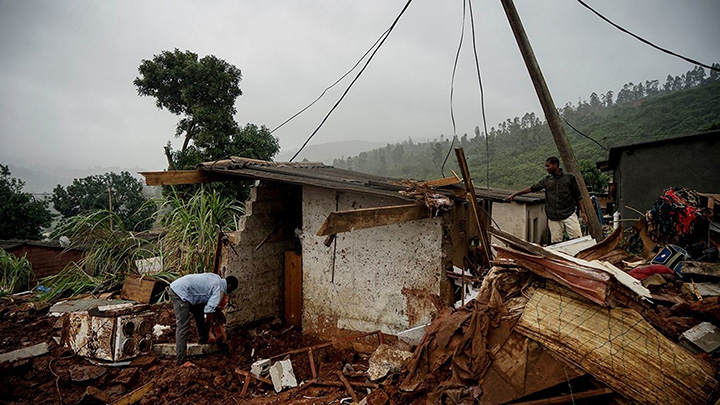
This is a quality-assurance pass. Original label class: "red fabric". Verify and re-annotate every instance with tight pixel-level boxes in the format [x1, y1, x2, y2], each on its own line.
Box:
[628, 264, 674, 280]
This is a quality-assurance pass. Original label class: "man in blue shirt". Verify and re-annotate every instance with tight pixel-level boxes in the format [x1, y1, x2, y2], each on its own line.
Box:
[169, 273, 238, 364]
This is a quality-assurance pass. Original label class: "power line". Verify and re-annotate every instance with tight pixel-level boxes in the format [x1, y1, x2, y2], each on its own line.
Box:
[441, 0, 467, 177]
[467, 0, 491, 189]
[270, 28, 391, 135]
[290, 0, 414, 162]
[561, 116, 608, 151]
[577, 0, 720, 72]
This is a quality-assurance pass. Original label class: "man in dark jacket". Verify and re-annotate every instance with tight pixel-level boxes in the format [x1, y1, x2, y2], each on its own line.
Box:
[169, 273, 238, 364]
[508, 157, 586, 244]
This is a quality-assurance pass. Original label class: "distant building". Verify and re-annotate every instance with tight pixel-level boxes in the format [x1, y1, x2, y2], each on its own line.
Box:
[0, 240, 85, 280]
[598, 130, 720, 221]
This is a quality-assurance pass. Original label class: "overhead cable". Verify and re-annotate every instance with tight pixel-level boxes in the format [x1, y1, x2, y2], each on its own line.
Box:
[270, 28, 391, 134]
[561, 116, 608, 151]
[290, 0, 414, 162]
[441, 0, 467, 177]
[467, 0, 491, 189]
[577, 0, 719, 72]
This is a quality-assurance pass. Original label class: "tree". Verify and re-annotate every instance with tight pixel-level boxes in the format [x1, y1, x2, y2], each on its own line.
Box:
[51, 172, 154, 231]
[134, 49, 279, 171]
[0, 165, 53, 239]
[578, 160, 610, 193]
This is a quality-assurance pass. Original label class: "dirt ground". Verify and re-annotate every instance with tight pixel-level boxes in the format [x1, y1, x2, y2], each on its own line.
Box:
[0, 295, 422, 404]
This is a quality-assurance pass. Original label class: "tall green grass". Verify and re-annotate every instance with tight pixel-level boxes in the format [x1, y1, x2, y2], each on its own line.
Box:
[0, 249, 34, 296]
[155, 186, 244, 275]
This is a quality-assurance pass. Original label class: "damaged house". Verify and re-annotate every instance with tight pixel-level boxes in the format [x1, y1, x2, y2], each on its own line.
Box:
[142, 157, 535, 337]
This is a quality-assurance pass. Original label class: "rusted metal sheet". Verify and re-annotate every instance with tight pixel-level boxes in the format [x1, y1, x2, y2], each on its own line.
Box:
[495, 246, 611, 306]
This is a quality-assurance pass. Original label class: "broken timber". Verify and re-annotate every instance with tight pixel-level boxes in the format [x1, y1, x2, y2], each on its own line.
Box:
[316, 204, 431, 236]
[454, 147, 492, 265]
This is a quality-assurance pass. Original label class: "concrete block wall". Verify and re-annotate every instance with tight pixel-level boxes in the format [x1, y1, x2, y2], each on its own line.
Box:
[300, 186, 444, 336]
[223, 182, 301, 326]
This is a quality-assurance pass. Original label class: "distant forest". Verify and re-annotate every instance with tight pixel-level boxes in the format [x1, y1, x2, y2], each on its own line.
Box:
[331, 65, 720, 190]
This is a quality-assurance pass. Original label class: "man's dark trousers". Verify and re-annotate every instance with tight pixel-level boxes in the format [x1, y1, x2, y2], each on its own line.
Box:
[169, 288, 209, 364]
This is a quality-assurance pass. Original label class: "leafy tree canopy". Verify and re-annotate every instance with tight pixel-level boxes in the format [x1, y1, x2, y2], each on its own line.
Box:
[134, 49, 279, 174]
[51, 172, 154, 231]
[0, 165, 53, 240]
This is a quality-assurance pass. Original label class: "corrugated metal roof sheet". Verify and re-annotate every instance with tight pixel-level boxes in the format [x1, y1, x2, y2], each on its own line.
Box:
[196, 157, 544, 203]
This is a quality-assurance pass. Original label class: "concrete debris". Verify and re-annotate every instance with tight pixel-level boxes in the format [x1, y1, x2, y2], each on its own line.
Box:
[0, 342, 48, 364]
[681, 282, 720, 298]
[250, 358, 271, 377]
[49, 299, 129, 315]
[367, 344, 412, 381]
[151, 343, 219, 357]
[269, 359, 297, 392]
[152, 324, 171, 337]
[680, 322, 720, 354]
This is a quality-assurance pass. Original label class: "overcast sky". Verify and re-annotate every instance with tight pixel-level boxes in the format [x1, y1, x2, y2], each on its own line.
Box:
[1, 0, 718, 172]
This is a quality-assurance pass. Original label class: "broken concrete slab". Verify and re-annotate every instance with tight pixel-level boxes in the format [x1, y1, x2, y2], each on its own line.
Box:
[151, 343, 219, 357]
[250, 358, 271, 377]
[49, 299, 129, 315]
[69, 364, 107, 382]
[269, 359, 297, 392]
[367, 344, 412, 381]
[0, 342, 48, 364]
[680, 322, 720, 354]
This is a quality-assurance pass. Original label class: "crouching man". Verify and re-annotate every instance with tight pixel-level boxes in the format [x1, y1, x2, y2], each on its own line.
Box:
[168, 273, 238, 364]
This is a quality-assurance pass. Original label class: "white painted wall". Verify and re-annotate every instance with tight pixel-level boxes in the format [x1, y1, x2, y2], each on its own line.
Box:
[491, 201, 547, 244]
[300, 186, 443, 336]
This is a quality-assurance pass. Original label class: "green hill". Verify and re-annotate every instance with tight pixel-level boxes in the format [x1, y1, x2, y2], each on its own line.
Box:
[332, 65, 720, 190]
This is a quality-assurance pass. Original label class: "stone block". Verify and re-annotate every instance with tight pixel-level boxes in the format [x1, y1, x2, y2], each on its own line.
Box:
[151, 343, 219, 357]
[367, 344, 412, 381]
[680, 322, 720, 353]
[269, 359, 297, 392]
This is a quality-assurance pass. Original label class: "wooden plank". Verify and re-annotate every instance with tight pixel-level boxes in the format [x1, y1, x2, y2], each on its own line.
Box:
[110, 382, 154, 405]
[316, 204, 431, 236]
[516, 289, 718, 405]
[120, 276, 158, 304]
[423, 176, 462, 187]
[139, 170, 215, 186]
[284, 251, 302, 327]
[454, 148, 492, 265]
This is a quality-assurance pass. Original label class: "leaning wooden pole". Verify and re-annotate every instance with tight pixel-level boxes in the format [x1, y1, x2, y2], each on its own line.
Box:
[500, 0, 603, 242]
[455, 148, 493, 266]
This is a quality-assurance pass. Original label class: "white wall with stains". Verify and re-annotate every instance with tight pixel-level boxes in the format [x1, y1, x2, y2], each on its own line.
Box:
[300, 186, 444, 336]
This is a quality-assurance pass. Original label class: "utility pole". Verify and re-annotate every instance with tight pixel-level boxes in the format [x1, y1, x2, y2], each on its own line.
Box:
[500, 0, 603, 241]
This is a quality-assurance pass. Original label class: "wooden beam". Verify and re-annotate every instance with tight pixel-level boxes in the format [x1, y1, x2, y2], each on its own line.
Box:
[454, 148, 492, 265]
[316, 204, 431, 236]
[423, 175, 462, 187]
[139, 170, 215, 186]
[111, 382, 154, 405]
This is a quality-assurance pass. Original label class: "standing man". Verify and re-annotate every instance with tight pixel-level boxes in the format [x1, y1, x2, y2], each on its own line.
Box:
[169, 273, 238, 364]
[508, 157, 586, 244]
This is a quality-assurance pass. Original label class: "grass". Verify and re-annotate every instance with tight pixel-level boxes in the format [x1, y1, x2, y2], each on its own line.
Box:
[0, 249, 34, 296]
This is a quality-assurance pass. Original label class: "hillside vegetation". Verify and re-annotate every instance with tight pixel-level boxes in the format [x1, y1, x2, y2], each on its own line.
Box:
[332, 65, 720, 190]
